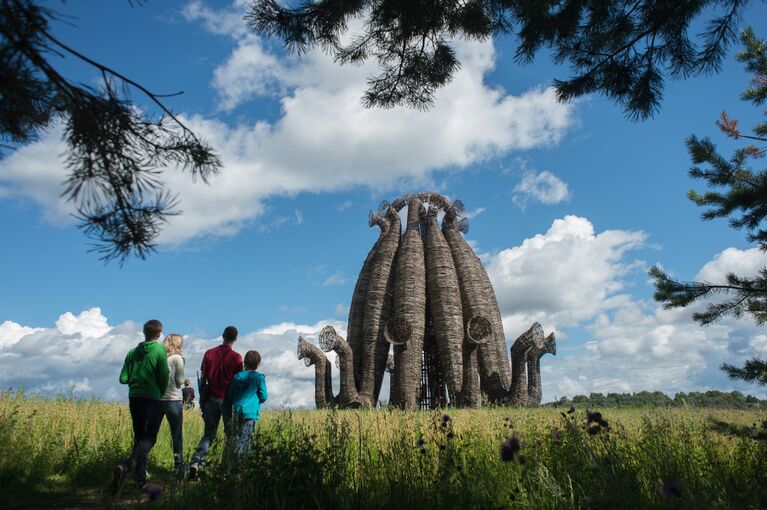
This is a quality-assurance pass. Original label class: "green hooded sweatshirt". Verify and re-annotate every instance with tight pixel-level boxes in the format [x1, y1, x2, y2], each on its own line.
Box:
[119, 340, 169, 399]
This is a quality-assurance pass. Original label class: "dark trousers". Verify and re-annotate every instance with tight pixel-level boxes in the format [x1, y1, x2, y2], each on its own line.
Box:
[160, 400, 183, 468]
[191, 397, 231, 466]
[124, 396, 163, 485]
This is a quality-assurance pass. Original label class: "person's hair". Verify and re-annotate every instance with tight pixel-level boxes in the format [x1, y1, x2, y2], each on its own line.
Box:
[163, 334, 184, 355]
[184, 379, 190, 386]
[223, 325, 238, 343]
[244, 350, 261, 370]
[143, 320, 163, 341]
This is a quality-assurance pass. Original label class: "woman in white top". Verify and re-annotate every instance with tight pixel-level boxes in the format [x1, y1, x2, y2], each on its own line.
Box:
[161, 333, 186, 472]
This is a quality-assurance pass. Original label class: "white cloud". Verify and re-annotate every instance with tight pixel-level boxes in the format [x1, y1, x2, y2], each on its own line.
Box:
[512, 170, 570, 208]
[696, 246, 767, 282]
[322, 271, 348, 287]
[180, 0, 250, 39]
[0, 2, 577, 246]
[0, 308, 347, 408]
[486, 215, 646, 334]
[481, 217, 767, 401]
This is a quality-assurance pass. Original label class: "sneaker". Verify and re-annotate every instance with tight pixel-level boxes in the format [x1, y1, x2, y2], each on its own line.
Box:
[111, 464, 128, 496]
[188, 463, 198, 480]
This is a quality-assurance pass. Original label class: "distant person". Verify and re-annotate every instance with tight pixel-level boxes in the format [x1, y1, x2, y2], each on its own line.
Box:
[160, 334, 186, 473]
[112, 320, 169, 495]
[182, 379, 195, 409]
[188, 326, 243, 478]
[226, 350, 268, 459]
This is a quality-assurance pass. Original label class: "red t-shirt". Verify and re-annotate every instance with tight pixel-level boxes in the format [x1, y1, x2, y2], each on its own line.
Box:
[201, 344, 243, 399]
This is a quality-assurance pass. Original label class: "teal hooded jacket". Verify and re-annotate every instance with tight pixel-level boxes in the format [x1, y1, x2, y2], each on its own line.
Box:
[227, 370, 268, 420]
[119, 340, 169, 399]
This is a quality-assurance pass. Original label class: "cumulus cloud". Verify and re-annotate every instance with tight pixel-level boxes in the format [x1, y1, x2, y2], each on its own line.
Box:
[480, 216, 767, 401]
[0, 308, 347, 408]
[0, 1, 577, 245]
[512, 170, 571, 209]
[485, 215, 646, 336]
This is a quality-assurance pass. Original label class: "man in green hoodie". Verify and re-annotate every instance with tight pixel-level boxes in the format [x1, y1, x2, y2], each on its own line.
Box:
[111, 319, 169, 495]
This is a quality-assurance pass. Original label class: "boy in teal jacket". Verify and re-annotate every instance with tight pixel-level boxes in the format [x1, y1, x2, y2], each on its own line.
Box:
[112, 320, 168, 495]
[226, 349, 268, 457]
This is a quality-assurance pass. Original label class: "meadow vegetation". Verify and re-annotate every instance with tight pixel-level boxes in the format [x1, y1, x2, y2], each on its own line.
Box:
[1, 390, 766, 509]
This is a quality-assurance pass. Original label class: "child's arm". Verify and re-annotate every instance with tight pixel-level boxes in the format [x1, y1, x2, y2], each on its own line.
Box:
[257, 373, 268, 404]
[119, 352, 131, 384]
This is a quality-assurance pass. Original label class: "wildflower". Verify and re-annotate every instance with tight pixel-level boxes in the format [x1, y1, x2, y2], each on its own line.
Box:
[659, 480, 682, 499]
[145, 485, 163, 502]
[441, 414, 451, 423]
[500, 434, 521, 462]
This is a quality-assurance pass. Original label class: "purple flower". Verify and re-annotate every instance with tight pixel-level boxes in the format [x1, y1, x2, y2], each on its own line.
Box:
[145, 485, 163, 502]
[441, 414, 451, 423]
[659, 480, 682, 499]
[500, 435, 521, 462]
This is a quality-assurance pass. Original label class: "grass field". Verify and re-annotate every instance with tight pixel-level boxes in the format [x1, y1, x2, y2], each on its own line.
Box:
[1, 390, 766, 509]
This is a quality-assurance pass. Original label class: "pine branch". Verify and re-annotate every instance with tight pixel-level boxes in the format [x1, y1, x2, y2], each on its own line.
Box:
[721, 357, 767, 385]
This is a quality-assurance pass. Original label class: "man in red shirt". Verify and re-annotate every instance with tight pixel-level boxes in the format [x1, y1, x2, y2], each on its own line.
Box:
[189, 326, 243, 477]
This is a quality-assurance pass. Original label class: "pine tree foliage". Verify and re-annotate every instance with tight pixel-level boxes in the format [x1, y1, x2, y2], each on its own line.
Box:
[650, 27, 767, 326]
[721, 357, 767, 384]
[0, 0, 222, 264]
[650, 27, 767, 388]
[248, 0, 756, 118]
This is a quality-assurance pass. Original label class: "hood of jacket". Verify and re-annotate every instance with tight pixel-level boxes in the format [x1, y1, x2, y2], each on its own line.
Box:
[231, 370, 259, 390]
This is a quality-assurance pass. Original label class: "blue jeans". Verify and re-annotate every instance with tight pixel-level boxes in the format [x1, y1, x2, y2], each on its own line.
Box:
[191, 397, 231, 466]
[233, 417, 257, 456]
[160, 400, 183, 468]
[124, 396, 163, 485]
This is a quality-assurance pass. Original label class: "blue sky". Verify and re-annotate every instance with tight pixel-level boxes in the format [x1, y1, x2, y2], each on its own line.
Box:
[1, 0, 766, 406]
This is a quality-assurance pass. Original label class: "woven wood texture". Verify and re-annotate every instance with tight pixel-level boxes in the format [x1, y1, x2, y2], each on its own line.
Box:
[359, 206, 401, 406]
[510, 323, 544, 405]
[347, 212, 389, 391]
[297, 337, 334, 408]
[385, 197, 427, 409]
[526, 332, 556, 406]
[424, 205, 464, 398]
[319, 326, 363, 408]
[441, 205, 512, 399]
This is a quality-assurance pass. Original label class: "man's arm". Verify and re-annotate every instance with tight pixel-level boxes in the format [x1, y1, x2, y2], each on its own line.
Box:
[155, 348, 170, 397]
[119, 351, 131, 385]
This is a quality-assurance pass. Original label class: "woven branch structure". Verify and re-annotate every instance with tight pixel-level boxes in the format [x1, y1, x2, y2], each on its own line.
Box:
[526, 332, 557, 406]
[297, 337, 335, 408]
[299, 192, 556, 409]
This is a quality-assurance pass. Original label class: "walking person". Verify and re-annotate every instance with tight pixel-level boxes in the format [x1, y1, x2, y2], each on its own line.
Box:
[160, 334, 186, 473]
[182, 379, 195, 409]
[188, 326, 243, 478]
[225, 350, 268, 462]
[112, 320, 169, 495]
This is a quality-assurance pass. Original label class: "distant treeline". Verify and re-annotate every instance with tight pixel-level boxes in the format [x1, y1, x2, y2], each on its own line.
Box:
[546, 390, 767, 409]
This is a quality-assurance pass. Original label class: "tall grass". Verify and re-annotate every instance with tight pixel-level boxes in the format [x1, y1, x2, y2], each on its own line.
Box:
[0, 391, 765, 509]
